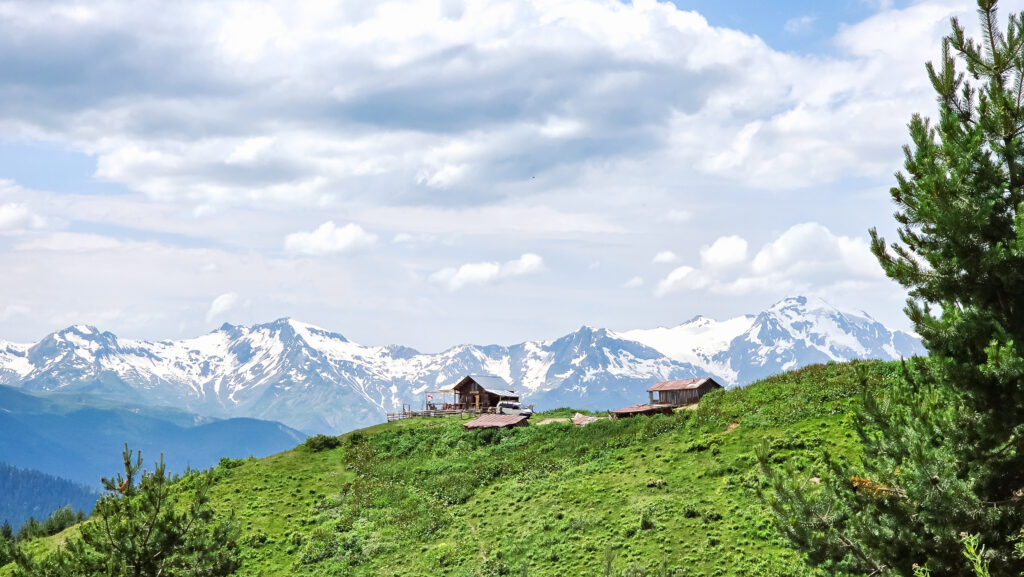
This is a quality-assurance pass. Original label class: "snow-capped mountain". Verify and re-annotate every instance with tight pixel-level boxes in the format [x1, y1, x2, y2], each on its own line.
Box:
[0, 296, 923, 434]
[619, 296, 926, 385]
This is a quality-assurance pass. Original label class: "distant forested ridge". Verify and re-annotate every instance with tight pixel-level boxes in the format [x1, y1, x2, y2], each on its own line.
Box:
[0, 462, 97, 530]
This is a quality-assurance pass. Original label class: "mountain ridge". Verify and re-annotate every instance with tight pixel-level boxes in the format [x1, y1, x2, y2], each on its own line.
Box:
[0, 384, 306, 487]
[0, 296, 924, 434]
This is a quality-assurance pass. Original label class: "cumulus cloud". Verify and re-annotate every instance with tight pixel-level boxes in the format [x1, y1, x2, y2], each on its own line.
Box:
[0, 0, 986, 210]
[0, 0, 966, 344]
[205, 292, 239, 322]
[430, 253, 544, 291]
[656, 266, 710, 296]
[655, 222, 883, 297]
[284, 221, 377, 255]
[750, 222, 879, 280]
[652, 250, 679, 264]
[700, 235, 748, 269]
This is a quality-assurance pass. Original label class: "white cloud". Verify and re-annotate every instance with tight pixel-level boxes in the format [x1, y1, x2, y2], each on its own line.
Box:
[700, 235, 748, 269]
[652, 250, 679, 264]
[503, 253, 544, 276]
[750, 222, 879, 279]
[655, 222, 883, 297]
[624, 276, 644, 289]
[0, 0, 968, 345]
[205, 292, 239, 322]
[656, 266, 709, 296]
[0, 203, 46, 234]
[784, 15, 816, 34]
[431, 253, 545, 291]
[284, 221, 377, 255]
[225, 136, 274, 165]
[217, 4, 286, 62]
[0, 0, 986, 209]
[14, 233, 124, 252]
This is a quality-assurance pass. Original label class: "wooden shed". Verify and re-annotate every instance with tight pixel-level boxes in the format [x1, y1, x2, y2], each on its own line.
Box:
[463, 414, 529, 430]
[647, 377, 722, 407]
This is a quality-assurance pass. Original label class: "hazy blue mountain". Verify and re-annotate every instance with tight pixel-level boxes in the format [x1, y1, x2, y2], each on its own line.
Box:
[0, 386, 306, 487]
[0, 296, 923, 435]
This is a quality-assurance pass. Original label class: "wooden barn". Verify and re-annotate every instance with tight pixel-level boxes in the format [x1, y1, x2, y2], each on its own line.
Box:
[425, 374, 519, 412]
[647, 377, 722, 407]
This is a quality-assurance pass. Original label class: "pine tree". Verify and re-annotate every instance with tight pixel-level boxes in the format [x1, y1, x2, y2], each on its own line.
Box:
[761, 2, 1024, 575]
[13, 445, 240, 577]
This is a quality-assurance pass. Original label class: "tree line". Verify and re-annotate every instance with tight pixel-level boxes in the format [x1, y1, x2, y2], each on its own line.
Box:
[0, 461, 98, 533]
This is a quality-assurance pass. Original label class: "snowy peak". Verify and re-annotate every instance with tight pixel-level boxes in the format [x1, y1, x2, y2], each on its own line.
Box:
[615, 296, 922, 386]
[721, 296, 924, 384]
[0, 296, 923, 434]
[614, 314, 755, 371]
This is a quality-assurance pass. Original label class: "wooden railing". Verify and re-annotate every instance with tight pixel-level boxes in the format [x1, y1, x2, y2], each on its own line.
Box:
[385, 407, 497, 422]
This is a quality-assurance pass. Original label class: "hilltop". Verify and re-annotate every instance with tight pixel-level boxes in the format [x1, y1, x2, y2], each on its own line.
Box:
[3, 359, 903, 577]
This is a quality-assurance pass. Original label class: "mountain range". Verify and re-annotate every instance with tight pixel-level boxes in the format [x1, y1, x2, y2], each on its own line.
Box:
[0, 296, 924, 434]
[0, 385, 306, 487]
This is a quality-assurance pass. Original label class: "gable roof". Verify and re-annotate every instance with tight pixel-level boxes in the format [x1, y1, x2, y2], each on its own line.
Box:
[458, 374, 513, 392]
[647, 377, 721, 392]
[425, 374, 515, 395]
[463, 414, 529, 429]
[449, 374, 518, 398]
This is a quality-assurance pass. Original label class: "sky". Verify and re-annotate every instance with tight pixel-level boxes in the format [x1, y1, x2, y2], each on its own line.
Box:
[0, 0, 1017, 351]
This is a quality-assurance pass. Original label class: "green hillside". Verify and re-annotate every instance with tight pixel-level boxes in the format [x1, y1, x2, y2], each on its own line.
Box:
[3, 360, 903, 577]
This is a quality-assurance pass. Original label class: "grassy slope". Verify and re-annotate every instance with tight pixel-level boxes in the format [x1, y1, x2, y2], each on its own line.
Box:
[212, 360, 898, 576]
[3, 360, 903, 577]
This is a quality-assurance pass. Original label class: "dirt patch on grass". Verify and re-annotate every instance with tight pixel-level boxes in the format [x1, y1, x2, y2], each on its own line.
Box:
[724, 422, 740, 433]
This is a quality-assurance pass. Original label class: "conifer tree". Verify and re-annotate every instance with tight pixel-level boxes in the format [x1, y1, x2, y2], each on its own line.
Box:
[13, 445, 240, 577]
[761, 2, 1024, 575]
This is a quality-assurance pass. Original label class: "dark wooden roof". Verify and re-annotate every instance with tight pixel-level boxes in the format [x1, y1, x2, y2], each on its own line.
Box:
[463, 414, 529, 429]
[647, 377, 721, 392]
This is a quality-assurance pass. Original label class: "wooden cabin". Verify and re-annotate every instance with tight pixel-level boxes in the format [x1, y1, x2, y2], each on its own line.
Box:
[425, 374, 519, 412]
[647, 377, 722, 407]
[463, 414, 529, 430]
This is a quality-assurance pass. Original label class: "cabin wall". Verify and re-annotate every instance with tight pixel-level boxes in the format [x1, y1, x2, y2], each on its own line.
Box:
[453, 382, 502, 409]
[652, 388, 703, 406]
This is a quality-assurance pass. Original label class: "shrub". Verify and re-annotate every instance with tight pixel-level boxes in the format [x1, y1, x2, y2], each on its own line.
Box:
[303, 434, 342, 452]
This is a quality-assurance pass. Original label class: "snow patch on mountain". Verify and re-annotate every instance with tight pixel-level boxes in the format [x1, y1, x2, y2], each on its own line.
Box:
[0, 297, 923, 434]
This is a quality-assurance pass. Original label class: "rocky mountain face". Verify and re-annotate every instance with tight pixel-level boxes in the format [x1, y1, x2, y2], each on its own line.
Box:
[0, 296, 924, 434]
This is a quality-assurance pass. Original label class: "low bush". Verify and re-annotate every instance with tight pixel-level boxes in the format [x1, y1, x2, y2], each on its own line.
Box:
[303, 434, 342, 452]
